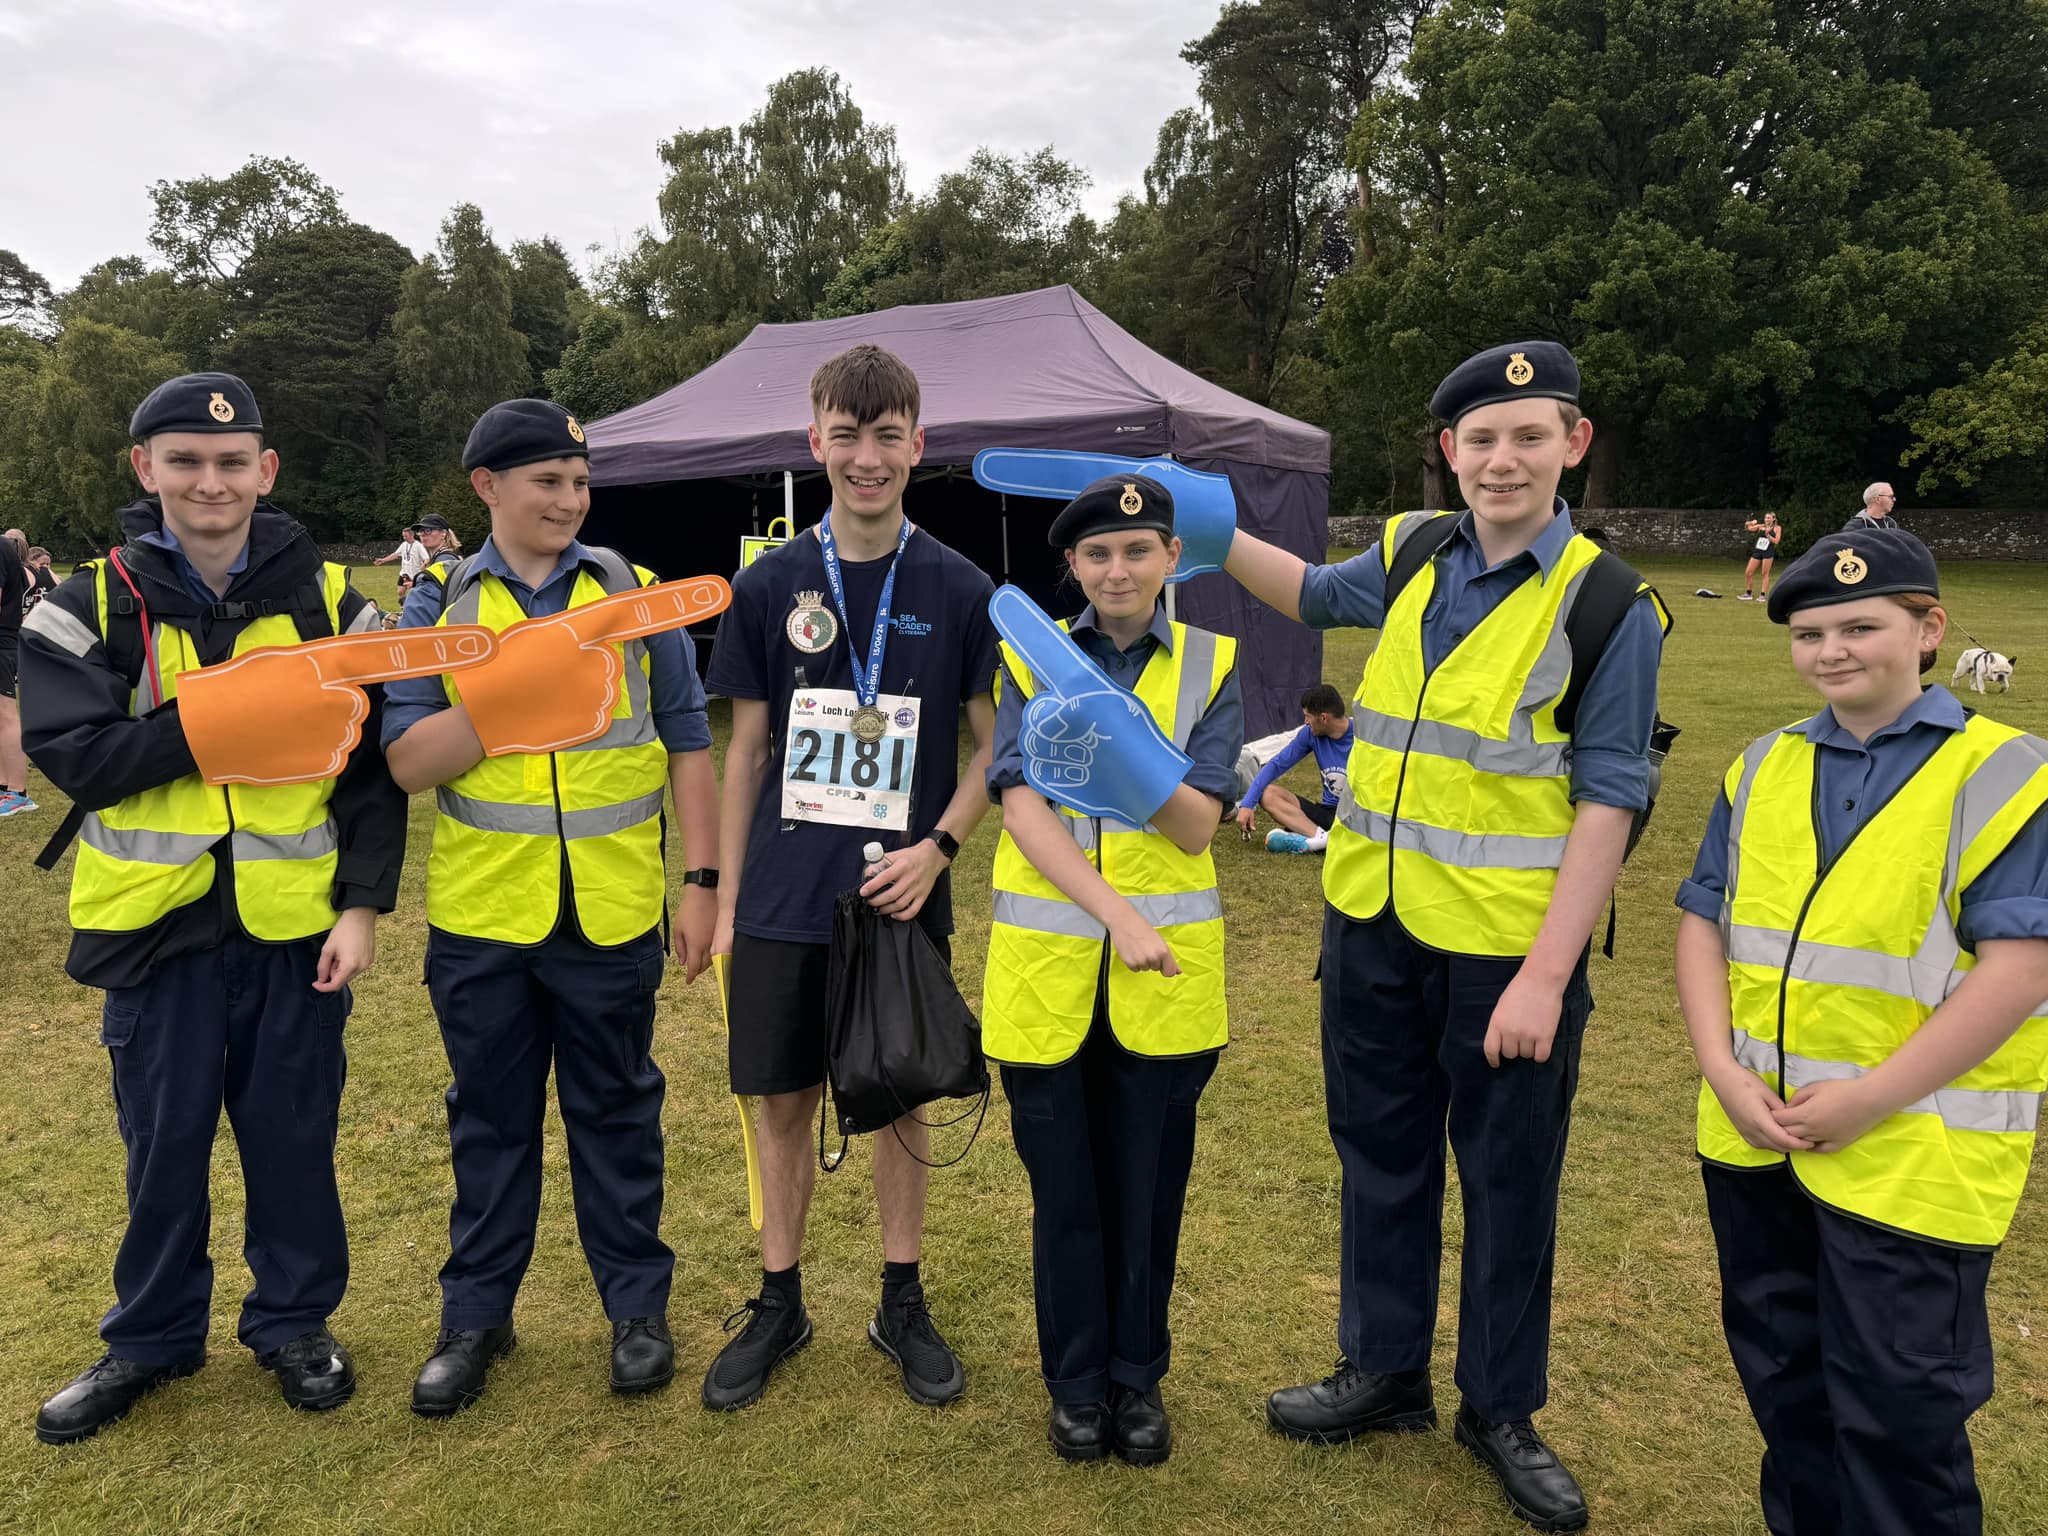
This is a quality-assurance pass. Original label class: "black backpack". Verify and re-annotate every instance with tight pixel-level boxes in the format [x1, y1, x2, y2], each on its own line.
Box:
[1381, 514, 1678, 955]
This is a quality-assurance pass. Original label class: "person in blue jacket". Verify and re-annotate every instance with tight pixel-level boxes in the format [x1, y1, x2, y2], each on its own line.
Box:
[1234, 682, 1352, 853]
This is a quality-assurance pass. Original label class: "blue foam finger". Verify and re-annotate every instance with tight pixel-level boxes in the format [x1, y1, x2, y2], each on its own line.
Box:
[972, 449, 1237, 583]
[989, 584, 1114, 702]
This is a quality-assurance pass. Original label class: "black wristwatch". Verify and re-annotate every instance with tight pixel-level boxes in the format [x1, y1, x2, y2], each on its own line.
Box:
[683, 868, 720, 888]
[926, 830, 960, 863]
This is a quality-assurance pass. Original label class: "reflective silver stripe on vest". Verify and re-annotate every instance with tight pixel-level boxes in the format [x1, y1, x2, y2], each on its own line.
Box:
[1334, 801, 1569, 870]
[436, 785, 665, 840]
[232, 822, 339, 861]
[1727, 924, 1960, 1009]
[1719, 731, 1783, 943]
[1065, 817, 1099, 853]
[994, 886, 1223, 940]
[1170, 627, 1218, 751]
[1729, 1028, 2041, 1135]
[1350, 706, 1571, 778]
[21, 599, 101, 659]
[81, 815, 218, 865]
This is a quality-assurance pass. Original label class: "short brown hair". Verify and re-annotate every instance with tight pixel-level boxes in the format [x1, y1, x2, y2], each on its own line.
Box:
[1892, 592, 1943, 675]
[27, 546, 49, 562]
[810, 345, 920, 427]
[1558, 402, 1583, 432]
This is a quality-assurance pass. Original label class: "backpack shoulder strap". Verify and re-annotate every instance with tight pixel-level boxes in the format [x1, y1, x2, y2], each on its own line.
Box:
[1556, 549, 1668, 736]
[1382, 512, 1462, 613]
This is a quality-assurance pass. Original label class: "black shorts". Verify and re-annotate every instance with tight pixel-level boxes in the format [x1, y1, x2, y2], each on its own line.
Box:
[727, 929, 953, 1096]
[1296, 793, 1337, 831]
[0, 635, 16, 699]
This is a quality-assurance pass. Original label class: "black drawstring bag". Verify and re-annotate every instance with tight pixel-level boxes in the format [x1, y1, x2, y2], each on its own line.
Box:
[818, 890, 990, 1171]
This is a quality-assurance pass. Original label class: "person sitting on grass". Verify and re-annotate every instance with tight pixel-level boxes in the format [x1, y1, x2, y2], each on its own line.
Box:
[1234, 682, 1351, 853]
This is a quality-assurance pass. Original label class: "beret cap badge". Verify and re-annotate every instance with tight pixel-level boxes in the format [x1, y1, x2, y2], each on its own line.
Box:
[1833, 548, 1868, 585]
[1505, 352, 1534, 386]
[566, 415, 586, 445]
[1119, 483, 1144, 515]
[207, 392, 235, 423]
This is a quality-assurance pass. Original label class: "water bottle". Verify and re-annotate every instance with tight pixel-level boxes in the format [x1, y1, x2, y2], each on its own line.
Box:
[862, 841, 889, 882]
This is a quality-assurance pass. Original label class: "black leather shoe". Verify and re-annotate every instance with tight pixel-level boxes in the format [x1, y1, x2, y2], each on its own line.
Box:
[701, 1293, 812, 1411]
[1265, 1358, 1436, 1443]
[1048, 1400, 1111, 1462]
[1454, 1402, 1589, 1532]
[256, 1330, 355, 1412]
[868, 1284, 966, 1406]
[1110, 1384, 1172, 1467]
[610, 1316, 674, 1396]
[410, 1323, 516, 1417]
[36, 1353, 203, 1445]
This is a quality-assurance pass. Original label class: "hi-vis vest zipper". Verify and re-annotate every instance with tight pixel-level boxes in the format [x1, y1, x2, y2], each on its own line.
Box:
[1698, 718, 2048, 1247]
[427, 550, 670, 947]
[983, 620, 1235, 1066]
[1326, 510, 1608, 957]
[67, 560, 356, 940]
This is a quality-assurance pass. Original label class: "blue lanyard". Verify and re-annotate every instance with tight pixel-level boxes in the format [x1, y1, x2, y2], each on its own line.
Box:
[818, 512, 911, 707]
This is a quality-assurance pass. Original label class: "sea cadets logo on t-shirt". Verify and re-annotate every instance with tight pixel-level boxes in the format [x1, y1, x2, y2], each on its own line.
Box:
[890, 611, 932, 637]
[786, 590, 837, 653]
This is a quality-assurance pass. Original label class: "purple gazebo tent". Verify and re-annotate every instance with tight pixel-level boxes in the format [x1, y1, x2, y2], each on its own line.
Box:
[583, 285, 1331, 735]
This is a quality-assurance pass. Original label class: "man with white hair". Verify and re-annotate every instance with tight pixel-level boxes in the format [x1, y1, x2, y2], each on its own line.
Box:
[0, 527, 32, 816]
[1843, 483, 1900, 531]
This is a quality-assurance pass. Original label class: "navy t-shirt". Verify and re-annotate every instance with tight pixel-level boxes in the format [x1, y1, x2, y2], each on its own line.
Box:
[707, 524, 998, 945]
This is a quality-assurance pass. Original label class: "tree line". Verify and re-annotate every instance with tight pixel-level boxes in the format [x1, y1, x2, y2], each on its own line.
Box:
[4, 0, 2046, 555]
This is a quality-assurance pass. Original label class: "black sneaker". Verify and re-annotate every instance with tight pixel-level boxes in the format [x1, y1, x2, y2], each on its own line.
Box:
[868, 1283, 965, 1406]
[255, 1329, 356, 1412]
[701, 1294, 812, 1411]
[1265, 1357, 1436, 1443]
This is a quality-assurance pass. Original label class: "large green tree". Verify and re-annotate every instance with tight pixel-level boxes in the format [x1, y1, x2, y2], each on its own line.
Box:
[393, 204, 533, 458]
[148, 156, 345, 283]
[1328, 0, 2041, 510]
[508, 237, 583, 393]
[0, 251, 55, 337]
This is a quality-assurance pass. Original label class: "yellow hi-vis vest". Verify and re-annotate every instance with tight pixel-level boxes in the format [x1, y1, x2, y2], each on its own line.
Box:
[1327, 511, 1630, 956]
[1698, 718, 2048, 1247]
[69, 559, 360, 941]
[983, 620, 1235, 1065]
[426, 549, 670, 947]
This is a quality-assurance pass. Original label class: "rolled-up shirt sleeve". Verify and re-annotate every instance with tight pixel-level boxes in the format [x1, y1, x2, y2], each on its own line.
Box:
[1567, 595, 1664, 811]
[647, 628, 713, 753]
[987, 660, 1029, 799]
[1675, 789, 1733, 924]
[1957, 803, 2048, 949]
[1298, 545, 1389, 631]
[379, 575, 453, 750]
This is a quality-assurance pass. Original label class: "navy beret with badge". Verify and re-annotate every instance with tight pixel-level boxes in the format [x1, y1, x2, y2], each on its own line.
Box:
[1429, 341, 1580, 425]
[1047, 473, 1176, 549]
[1766, 526, 1940, 623]
[129, 372, 263, 439]
[461, 398, 590, 473]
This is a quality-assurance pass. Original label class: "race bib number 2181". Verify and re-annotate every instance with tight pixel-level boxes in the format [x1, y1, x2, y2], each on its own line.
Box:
[780, 688, 920, 830]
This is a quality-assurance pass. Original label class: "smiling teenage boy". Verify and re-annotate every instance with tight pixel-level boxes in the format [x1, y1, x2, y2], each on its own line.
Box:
[382, 399, 722, 1413]
[702, 344, 998, 1411]
[1219, 342, 1665, 1531]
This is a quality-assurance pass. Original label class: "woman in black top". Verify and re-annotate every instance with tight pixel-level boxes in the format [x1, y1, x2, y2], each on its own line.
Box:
[1739, 513, 1781, 602]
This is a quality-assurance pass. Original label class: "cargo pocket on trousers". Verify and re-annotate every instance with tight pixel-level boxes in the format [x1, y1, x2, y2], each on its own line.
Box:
[312, 985, 353, 1111]
[100, 994, 152, 1140]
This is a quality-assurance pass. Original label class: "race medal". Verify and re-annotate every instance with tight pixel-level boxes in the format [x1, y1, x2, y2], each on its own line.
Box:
[786, 591, 837, 653]
[850, 704, 888, 743]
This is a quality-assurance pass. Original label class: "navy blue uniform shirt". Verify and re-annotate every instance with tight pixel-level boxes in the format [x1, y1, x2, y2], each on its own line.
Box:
[1676, 686, 2048, 948]
[707, 523, 998, 946]
[1298, 500, 1663, 812]
[381, 536, 711, 755]
[988, 601, 1245, 808]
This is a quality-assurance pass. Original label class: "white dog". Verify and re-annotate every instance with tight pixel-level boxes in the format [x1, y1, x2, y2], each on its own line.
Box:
[1952, 647, 2017, 694]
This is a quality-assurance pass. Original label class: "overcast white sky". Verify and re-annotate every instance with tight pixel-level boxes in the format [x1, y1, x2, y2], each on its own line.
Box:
[1, 0, 1226, 291]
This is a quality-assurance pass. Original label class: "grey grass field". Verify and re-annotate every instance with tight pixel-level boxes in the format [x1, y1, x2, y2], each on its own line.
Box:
[2, 554, 2045, 1535]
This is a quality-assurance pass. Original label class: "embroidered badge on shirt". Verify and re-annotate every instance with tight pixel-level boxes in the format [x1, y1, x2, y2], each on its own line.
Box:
[786, 590, 838, 653]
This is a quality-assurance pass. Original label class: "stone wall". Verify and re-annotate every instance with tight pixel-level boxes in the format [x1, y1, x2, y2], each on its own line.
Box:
[1327, 507, 2048, 560]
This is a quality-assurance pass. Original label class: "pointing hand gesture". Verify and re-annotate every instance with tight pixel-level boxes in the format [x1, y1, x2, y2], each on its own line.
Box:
[178, 625, 500, 786]
[459, 576, 733, 756]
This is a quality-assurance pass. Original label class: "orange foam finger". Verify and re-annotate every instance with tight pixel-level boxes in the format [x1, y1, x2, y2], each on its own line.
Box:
[301, 624, 499, 686]
[558, 576, 733, 648]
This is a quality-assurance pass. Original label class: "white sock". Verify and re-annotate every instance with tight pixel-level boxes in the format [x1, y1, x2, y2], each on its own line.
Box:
[1305, 829, 1328, 851]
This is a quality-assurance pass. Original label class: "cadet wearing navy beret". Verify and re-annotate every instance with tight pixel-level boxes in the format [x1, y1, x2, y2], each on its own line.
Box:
[1765, 525, 1939, 622]
[1046, 473, 1176, 548]
[1428, 340, 1580, 424]
[128, 371, 263, 438]
[460, 398, 589, 473]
